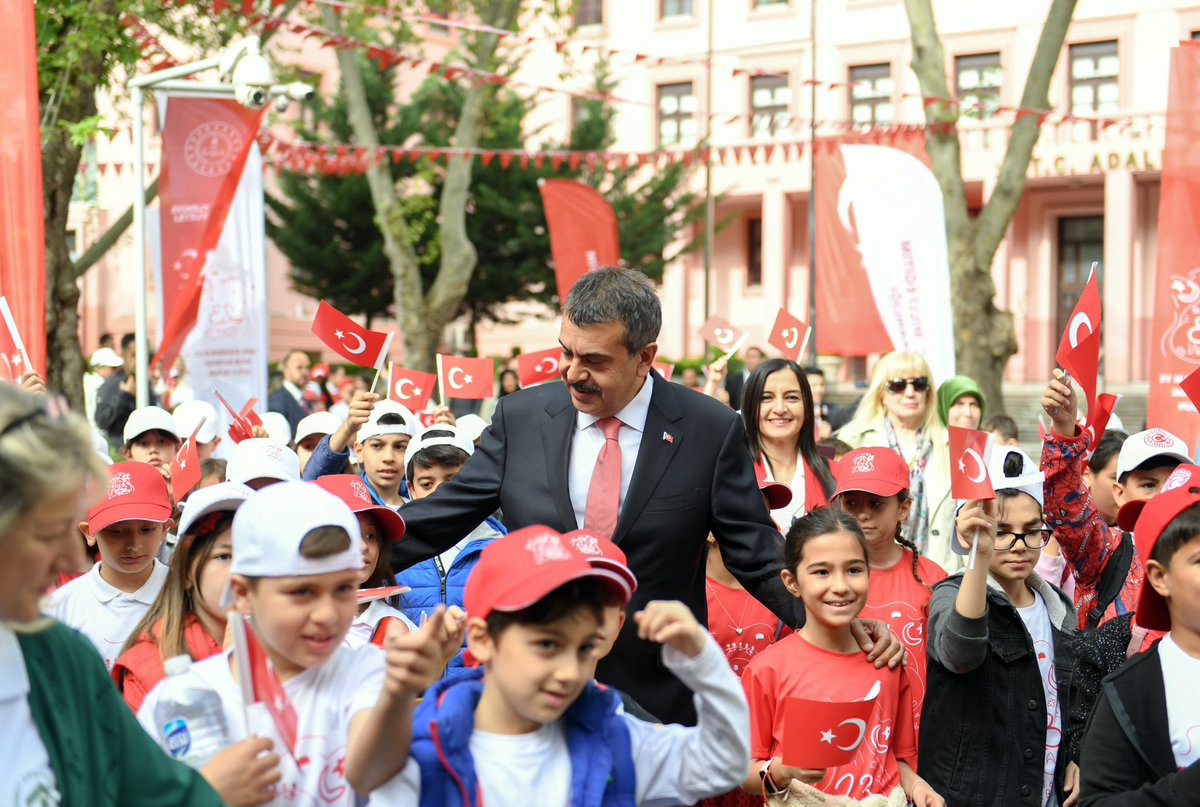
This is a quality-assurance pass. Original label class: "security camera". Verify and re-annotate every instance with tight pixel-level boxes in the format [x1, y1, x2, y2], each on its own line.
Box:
[282, 82, 315, 102]
[219, 37, 275, 111]
[236, 83, 270, 110]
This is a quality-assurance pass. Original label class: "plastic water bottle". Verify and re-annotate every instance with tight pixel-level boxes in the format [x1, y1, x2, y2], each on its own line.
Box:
[153, 655, 230, 768]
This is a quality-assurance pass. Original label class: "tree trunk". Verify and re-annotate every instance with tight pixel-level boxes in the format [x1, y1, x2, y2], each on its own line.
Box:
[43, 128, 88, 409]
[904, 0, 1077, 413]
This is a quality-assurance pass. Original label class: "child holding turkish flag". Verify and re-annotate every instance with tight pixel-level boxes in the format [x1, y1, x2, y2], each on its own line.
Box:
[921, 448, 1080, 807]
[739, 507, 941, 806]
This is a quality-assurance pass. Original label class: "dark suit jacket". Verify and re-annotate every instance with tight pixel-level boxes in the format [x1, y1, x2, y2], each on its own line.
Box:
[267, 387, 308, 434]
[393, 371, 802, 725]
[724, 370, 747, 411]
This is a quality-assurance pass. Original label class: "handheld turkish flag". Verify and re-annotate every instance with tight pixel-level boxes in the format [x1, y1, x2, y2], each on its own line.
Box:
[699, 316, 747, 355]
[782, 697, 876, 769]
[170, 417, 206, 499]
[948, 426, 996, 501]
[538, 179, 621, 302]
[1180, 367, 1200, 418]
[1055, 264, 1102, 415]
[387, 363, 436, 412]
[437, 354, 494, 401]
[311, 301, 394, 370]
[652, 361, 674, 382]
[231, 614, 299, 761]
[768, 308, 812, 362]
[213, 387, 262, 444]
[1082, 393, 1122, 457]
[516, 348, 561, 388]
[0, 296, 33, 383]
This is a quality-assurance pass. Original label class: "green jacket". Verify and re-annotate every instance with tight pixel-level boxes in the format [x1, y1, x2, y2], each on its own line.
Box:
[16, 621, 224, 806]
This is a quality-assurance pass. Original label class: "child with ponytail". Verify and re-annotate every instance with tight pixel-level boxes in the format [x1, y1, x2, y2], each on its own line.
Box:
[834, 448, 948, 728]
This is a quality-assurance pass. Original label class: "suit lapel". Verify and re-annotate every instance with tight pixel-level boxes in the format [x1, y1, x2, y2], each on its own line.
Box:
[542, 393, 579, 530]
[613, 377, 684, 544]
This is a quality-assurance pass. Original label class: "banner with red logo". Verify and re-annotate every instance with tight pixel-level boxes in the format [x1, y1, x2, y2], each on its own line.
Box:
[538, 179, 620, 303]
[768, 308, 813, 363]
[155, 98, 266, 374]
[387, 363, 436, 412]
[0, 0, 45, 377]
[437, 354, 494, 400]
[516, 348, 561, 388]
[814, 132, 955, 382]
[1149, 43, 1200, 440]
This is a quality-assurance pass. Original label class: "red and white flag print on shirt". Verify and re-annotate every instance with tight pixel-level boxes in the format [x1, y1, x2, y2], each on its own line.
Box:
[1055, 264, 1102, 416]
[699, 316, 747, 354]
[768, 308, 812, 363]
[311, 301, 394, 370]
[232, 614, 299, 760]
[437, 354, 494, 400]
[387, 364, 436, 412]
[0, 296, 32, 383]
[516, 348, 560, 388]
[948, 426, 996, 501]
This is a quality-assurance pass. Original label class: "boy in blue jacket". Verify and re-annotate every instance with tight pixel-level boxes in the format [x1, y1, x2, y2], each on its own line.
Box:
[377, 524, 750, 806]
[394, 425, 505, 677]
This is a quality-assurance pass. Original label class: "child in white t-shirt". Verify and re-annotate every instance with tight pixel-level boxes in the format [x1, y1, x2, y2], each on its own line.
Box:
[378, 524, 751, 806]
[137, 481, 458, 806]
[1078, 471, 1200, 803]
[46, 461, 174, 670]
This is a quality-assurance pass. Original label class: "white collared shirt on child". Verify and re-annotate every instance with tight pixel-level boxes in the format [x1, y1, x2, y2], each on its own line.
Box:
[44, 560, 169, 671]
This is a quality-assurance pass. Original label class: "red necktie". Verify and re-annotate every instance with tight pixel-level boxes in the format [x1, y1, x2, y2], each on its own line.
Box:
[584, 417, 622, 539]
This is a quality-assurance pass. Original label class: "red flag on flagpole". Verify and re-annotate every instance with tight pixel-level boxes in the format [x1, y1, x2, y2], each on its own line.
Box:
[231, 615, 299, 761]
[516, 348, 561, 388]
[311, 301, 394, 370]
[698, 316, 747, 354]
[538, 179, 620, 303]
[387, 363, 436, 412]
[437, 354, 494, 400]
[170, 417, 206, 498]
[1055, 264, 1102, 415]
[768, 308, 812, 362]
[0, 296, 33, 383]
[948, 426, 996, 501]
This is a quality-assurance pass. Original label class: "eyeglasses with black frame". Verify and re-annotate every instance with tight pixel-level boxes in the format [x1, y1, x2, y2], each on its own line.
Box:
[885, 376, 930, 394]
[994, 528, 1053, 551]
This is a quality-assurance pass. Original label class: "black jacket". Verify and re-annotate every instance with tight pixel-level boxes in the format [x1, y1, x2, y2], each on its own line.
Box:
[94, 369, 155, 448]
[919, 572, 1078, 807]
[393, 371, 802, 725]
[1079, 642, 1200, 805]
[267, 385, 308, 434]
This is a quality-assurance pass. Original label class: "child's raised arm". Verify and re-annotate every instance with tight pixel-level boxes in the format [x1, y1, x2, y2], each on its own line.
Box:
[926, 501, 996, 674]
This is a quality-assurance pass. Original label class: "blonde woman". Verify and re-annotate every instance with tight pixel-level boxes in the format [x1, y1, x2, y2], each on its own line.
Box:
[837, 352, 959, 571]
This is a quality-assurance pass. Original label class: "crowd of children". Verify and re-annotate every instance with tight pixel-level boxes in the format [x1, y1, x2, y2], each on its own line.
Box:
[4, 355, 1200, 807]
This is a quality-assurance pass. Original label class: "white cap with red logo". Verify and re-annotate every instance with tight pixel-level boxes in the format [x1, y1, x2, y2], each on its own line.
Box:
[1116, 428, 1191, 480]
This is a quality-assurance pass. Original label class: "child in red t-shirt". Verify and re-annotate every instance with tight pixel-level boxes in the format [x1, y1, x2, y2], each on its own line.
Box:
[833, 447, 948, 730]
[740, 507, 943, 806]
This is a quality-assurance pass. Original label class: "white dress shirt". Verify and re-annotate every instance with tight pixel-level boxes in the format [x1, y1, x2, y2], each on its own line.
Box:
[568, 374, 655, 529]
[282, 380, 305, 403]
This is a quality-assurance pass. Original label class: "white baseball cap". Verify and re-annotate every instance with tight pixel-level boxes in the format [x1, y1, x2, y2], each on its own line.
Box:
[357, 400, 416, 443]
[226, 438, 301, 486]
[176, 481, 254, 537]
[952, 446, 1045, 556]
[173, 400, 218, 444]
[90, 347, 124, 368]
[231, 481, 362, 578]
[260, 411, 293, 446]
[295, 411, 343, 445]
[1116, 428, 1191, 480]
[455, 413, 488, 443]
[405, 424, 475, 471]
[123, 406, 180, 444]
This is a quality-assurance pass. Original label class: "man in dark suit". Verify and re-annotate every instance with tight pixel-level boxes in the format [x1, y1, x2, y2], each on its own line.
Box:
[724, 344, 764, 410]
[393, 267, 900, 724]
[267, 349, 311, 434]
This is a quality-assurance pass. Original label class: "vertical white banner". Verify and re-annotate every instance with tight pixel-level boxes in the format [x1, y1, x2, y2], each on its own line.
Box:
[837, 144, 956, 382]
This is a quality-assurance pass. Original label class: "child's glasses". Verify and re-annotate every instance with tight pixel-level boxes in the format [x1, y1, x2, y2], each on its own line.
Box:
[885, 376, 930, 394]
[995, 528, 1053, 550]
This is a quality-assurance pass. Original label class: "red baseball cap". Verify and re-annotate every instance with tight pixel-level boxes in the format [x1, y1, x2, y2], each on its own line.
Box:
[311, 363, 331, 381]
[464, 526, 632, 621]
[87, 462, 173, 535]
[313, 474, 406, 543]
[834, 448, 910, 498]
[562, 528, 639, 594]
[753, 462, 793, 510]
[1123, 469, 1200, 631]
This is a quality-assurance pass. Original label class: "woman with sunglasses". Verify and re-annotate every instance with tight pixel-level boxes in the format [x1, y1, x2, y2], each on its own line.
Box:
[838, 351, 960, 571]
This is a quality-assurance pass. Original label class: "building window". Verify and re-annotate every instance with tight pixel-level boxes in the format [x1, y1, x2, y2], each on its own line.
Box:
[661, 0, 692, 17]
[747, 218, 763, 287]
[574, 0, 602, 26]
[657, 82, 696, 147]
[753, 0, 789, 6]
[1056, 215, 1104, 345]
[750, 74, 791, 139]
[1070, 41, 1119, 116]
[849, 63, 893, 126]
[955, 53, 1001, 117]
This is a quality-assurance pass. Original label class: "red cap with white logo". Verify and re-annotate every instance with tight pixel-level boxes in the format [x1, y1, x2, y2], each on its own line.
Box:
[464, 526, 632, 621]
[87, 462, 173, 534]
[562, 528, 638, 594]
[833, 448, 910, 498]
[314, 474, 406, 543]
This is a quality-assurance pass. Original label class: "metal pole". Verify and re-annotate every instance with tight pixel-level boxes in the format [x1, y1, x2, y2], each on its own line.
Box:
[806, 0, 818, 366]
[132, 85, 150, 408]
[703, 0, 715, 321]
